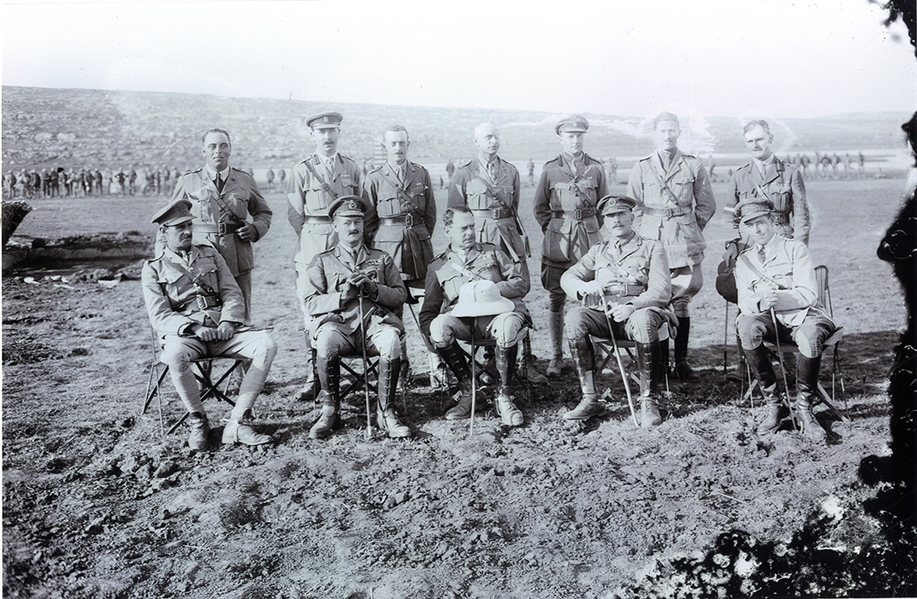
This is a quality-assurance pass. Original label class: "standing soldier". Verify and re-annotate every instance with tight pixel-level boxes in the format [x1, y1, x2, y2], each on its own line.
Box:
[364, 124, 436, 292]
[526, 158, 535, 186]
[288, 111, 365, 402]
[448, 123, 530, 280]
[533, 114, 608, 377]
[278, 165, 286, 192]
[627, 112, 716, 380]
[726, 119, 810, 246]
[171, 128, 273, 321]
[266, 166, 275, 192]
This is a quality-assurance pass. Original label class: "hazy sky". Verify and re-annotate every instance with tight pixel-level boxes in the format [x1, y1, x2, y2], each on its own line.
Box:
[2, 0, 915, 119]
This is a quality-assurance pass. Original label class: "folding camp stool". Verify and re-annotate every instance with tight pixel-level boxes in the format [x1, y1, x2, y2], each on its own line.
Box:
[741, 265, 848, 422]
[142, 329, 243, 437]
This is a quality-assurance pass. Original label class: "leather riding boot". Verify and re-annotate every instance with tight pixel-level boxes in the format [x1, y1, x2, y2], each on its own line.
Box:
[636, 341, 663, 427]
[294, 336, 318, 402]
[796, 354, 827, 442]
[436, 342, 470, 384]
[547, 310, 564, 377]
[188, 411, 210, 451]
[745, 345, 783, 434]
[309, 356, 340, 439]
[564, 337, 605, 420]
[674, 317, 698, 380]
[376, 357, 412, 438]
[222, 409, 271, 446]
[495, 345, 523, 426]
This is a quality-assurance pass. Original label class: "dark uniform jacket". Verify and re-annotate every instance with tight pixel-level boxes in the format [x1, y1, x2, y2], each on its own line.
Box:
[142, 245, 246, 336]
[419, 242, 530, 337]
[301, 244, 406, 338]
[171, 166, 272, 277]
[288, 153, 366, 266]
[364, 161, 436, 281]
[447, 157, 529, 262]
[727, 157, 810, 245]
[561, 233, 672, 312]
[626, 151, 716, 269]
[533, 153, 607, 266]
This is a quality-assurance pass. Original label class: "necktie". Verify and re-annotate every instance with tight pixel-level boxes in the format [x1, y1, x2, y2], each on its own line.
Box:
[487, 161, 497, 181]
[215, 174, 224, 194]
[325, 160, 334, 182]
[757, 245, 766, 264]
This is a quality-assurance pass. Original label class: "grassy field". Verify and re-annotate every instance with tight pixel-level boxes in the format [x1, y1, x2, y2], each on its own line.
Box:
[2, 171, 913, 597]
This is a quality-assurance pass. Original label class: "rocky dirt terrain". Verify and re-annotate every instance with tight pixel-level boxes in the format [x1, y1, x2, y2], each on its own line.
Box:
[3, 170, 915, 597]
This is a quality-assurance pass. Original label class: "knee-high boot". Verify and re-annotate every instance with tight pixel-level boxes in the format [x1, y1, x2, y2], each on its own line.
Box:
[564, 336, 604, 420]
[376, 357, 412, 438]
[746, 346, 782, 435]
[796, 354, 827, 442]
[547, 310, 564, 377]
[674, 316, 698, 380]
[495, 345, 523, 426]
[309, 355, 340, 439]
[636, 340, 663, 426]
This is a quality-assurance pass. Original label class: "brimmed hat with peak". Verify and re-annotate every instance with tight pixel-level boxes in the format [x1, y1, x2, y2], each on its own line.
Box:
[450, 280, 514, 318]
[736, 198, 774, 224]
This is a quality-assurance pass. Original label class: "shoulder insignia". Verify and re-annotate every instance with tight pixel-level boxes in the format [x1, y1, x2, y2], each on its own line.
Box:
[190, 166, 204, 174]
[458, 160, 473, 169]
[369, 164, 384, 174]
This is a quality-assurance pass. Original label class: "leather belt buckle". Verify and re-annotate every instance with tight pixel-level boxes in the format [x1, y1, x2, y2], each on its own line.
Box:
[404, 213, 414, 227]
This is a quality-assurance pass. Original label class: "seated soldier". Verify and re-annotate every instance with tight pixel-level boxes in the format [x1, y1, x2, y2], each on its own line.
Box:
[419, 205, 531, 427]
[302, 195, 411, 439]
[141, 199, 278, 450]
[734, 198, 836, 441]
[561, 195, 674, 426]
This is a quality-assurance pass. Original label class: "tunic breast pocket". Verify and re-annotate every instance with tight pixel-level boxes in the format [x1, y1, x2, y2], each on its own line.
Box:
[672, 178, 695, 203]
[339, 175, 355, 193]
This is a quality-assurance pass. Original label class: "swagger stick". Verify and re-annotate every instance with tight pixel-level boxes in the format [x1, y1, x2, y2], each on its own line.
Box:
[602, 296, 638, 427]
[358, 293, 373, 440]
[770, 308, 798, 431]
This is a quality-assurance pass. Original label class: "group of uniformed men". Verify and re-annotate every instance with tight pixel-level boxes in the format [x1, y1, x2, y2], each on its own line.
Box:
[142, 110, 835, 450]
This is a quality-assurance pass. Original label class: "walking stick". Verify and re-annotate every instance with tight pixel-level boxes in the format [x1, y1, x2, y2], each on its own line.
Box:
[770, 308, 798, 430]
[723, 301, 730, 376]
[358, 292, 373, 440]
[469, 327, 477, 436]
[602, 296, 639, 427]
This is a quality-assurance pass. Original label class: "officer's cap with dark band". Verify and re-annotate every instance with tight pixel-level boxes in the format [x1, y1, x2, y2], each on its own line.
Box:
[152, 199, 194, 226]
[555, 114, 589, 134]
[735, 198, 775, 224]
[329, 195, 370, 219]
[598, 194, 637, 216]
[306, 111, 343, 130]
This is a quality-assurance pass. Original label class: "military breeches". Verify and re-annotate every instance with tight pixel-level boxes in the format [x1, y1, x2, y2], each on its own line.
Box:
[565, 306, 665, 345]
[313, 322, 402, 361]
[669, 264, 703, 317]
[736, 310, 836, 359]
[159, 329, 278, 416]
[541, 262, 572, 312]
[429, 312, 526, 350]
[235, 271, 252, 323]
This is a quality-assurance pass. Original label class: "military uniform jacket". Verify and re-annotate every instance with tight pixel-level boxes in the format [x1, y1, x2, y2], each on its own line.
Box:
[626, 151, 716, 268]
[171, 166, 272, 277]
[288, 153, 366, 265]
[735, 234, 823, 328]
[142, 244, 246, 336]
[447, 157, 529, 262]
[727, 158, 810, 245]
[533, 153, 607, 266]
[419, 242, 531, 338]
[302, 244, 406, 338]
[561, 234, 672, 312]
[363, 161, 436, 281]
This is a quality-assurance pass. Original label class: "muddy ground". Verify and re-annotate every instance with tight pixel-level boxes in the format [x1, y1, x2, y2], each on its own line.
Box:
[2, 176, 914, 597]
